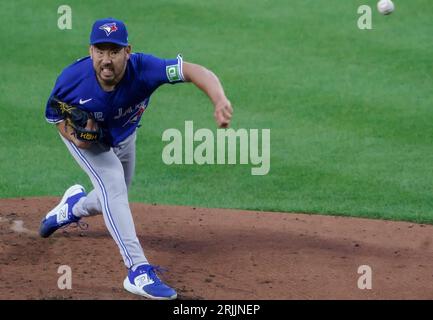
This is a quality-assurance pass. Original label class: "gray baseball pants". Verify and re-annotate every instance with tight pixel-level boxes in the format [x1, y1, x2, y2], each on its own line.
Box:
[60, 131, 148, 269]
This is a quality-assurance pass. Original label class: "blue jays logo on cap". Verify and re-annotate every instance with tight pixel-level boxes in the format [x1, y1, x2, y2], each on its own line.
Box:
[99, 23, 118, 36]
[90, 18, 129, 47]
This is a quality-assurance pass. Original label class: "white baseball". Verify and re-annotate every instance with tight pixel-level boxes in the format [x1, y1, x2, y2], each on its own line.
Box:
[377, 0, 395, 15]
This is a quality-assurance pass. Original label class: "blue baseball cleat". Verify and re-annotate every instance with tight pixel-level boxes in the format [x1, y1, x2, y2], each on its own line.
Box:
[39, 184, 86, 238]
[123, 264, 177, 300]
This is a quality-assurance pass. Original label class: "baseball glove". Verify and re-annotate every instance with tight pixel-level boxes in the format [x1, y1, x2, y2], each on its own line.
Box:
[48, 96, 103, 143]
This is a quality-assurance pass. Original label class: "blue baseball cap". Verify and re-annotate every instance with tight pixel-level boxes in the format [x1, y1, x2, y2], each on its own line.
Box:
[90, 18, 128, 47]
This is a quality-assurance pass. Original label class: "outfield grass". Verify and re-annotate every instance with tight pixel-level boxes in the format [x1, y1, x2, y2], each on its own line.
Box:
[1, 1, 433, 223]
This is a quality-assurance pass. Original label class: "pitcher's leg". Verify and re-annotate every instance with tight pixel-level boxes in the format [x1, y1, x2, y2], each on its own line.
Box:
[74, 132, 137, 217]
[61, 135, 148, 268]
[73, 189, 101, 217]
[113, 131, 137, 190]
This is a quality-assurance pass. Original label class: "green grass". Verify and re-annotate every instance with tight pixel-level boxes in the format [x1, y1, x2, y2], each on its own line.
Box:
[1, 0, 433, 223]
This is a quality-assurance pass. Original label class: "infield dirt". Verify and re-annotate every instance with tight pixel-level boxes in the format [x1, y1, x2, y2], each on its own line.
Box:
[1, 197, 433, 299]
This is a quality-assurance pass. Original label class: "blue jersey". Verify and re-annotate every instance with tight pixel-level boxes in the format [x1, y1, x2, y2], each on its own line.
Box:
[45, 53, 184, 146]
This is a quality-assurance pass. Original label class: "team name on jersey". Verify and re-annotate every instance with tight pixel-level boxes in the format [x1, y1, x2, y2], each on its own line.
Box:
[114, 99, 148, 125]
[114, 106, 134, 120]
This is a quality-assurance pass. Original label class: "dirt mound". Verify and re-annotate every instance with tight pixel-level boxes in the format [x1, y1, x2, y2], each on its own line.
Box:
[1, 197, 433, 299]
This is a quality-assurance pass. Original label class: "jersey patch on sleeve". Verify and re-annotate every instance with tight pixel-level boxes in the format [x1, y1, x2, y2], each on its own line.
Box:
[166, 64, 181, 83]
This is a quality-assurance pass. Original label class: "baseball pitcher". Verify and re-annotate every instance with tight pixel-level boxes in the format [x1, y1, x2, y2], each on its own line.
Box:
[39, 18, 233, 300]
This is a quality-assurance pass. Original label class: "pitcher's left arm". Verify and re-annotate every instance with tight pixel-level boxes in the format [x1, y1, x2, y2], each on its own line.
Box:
[182, 62, 233, 128]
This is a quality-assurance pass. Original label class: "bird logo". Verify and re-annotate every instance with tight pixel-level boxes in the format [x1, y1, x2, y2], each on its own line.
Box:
[99, 23, 118, 36]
